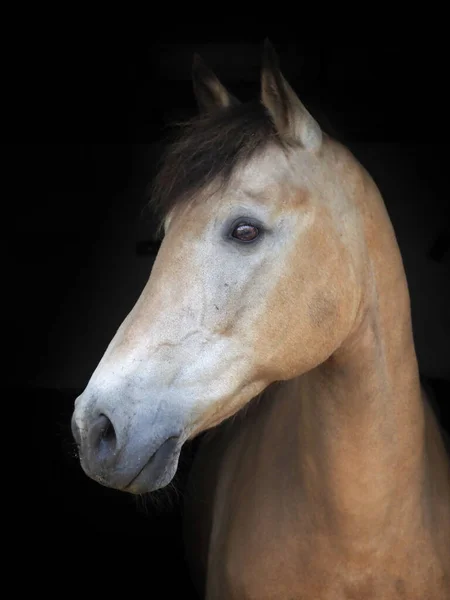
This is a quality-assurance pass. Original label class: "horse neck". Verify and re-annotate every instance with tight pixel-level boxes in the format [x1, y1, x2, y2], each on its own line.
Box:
[275, 152, 428, 538]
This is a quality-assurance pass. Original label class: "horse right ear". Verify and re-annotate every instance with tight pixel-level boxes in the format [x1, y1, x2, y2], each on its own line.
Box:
[261, 39, 322, 152]
[192, 53, 240, 115]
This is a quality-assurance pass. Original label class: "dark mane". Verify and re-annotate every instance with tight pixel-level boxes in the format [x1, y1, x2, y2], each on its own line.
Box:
[149, 100, 280, 225]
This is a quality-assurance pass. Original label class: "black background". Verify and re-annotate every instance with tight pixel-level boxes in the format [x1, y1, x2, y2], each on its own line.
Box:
[8, 31, 449, 596]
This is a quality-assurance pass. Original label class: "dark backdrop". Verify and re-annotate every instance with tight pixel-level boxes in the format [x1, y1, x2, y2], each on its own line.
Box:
[8, 33, 449, 596]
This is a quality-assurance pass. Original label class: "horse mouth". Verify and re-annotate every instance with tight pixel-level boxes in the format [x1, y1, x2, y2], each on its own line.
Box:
[124, 437, 182, 494]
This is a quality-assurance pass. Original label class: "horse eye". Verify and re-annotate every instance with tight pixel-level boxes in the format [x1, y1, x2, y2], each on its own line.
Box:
[231, 223, 260, 243]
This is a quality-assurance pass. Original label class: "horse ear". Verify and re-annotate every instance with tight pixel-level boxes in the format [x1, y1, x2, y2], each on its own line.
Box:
[261, 39, 322, 151]
[192, 53, 240, 114]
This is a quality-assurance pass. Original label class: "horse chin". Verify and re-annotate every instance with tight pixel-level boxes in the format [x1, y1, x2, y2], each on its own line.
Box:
[123, 447, 181, 495]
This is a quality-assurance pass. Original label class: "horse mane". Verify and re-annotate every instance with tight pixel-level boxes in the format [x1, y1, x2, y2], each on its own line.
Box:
[149, 100, 281, 227]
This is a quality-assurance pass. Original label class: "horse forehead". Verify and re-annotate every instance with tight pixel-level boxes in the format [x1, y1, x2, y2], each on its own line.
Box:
[234, 146, 325, 209]
[165, 147, 319, 232]
[236, 146, 293, 193]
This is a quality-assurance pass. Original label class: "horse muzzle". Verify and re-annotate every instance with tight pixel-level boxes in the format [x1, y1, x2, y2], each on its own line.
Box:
[71, 398, 184, 494]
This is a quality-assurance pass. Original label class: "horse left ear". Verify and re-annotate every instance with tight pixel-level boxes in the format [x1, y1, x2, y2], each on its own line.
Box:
[192, 53, 240, 115]
[261, 39, 322, 152]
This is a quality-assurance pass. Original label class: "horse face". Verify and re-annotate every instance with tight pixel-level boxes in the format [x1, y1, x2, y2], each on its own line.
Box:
[71, 43, 361, 494]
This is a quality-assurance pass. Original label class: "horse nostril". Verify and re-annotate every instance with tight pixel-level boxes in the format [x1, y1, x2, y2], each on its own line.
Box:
[100, 416, 115, 443]
[88, 414, 118, 465]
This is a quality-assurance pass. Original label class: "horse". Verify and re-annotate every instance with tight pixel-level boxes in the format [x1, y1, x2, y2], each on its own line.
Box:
[71, 41, 450, 599]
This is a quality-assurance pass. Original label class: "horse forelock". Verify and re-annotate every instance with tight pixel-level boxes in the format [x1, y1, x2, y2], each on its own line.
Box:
[148, 100, 284, 228]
